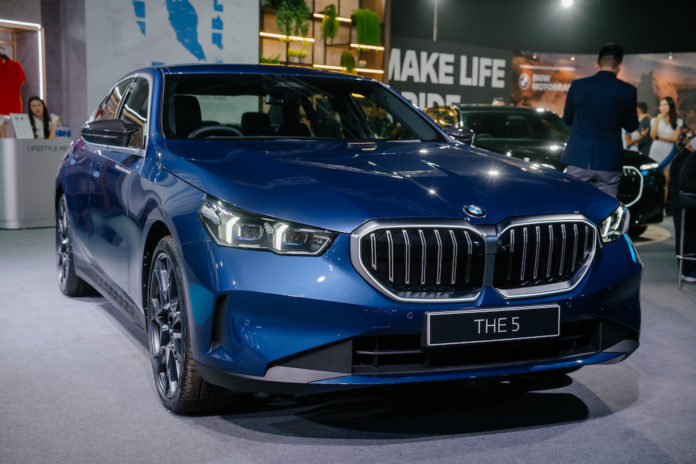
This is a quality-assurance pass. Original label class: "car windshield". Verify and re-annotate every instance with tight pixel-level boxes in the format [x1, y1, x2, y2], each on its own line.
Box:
[162, 74, 443, 142]
[460, 110, 570, 143]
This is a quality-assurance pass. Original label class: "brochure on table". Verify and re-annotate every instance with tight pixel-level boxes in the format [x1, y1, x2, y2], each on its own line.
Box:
[9, 114, 34, 139]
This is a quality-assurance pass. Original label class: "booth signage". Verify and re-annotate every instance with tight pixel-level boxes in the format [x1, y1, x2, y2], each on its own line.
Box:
[389, 36, 512, 108]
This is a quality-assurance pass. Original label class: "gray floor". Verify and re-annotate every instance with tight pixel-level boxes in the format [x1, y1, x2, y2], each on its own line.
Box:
[1, 223, 694, 464]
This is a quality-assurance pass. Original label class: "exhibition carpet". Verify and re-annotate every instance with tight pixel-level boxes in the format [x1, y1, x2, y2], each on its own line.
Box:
[0, 225, 694, 464]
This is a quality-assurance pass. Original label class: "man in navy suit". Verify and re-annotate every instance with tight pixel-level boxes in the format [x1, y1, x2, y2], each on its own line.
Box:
[561, 43, 639, 197]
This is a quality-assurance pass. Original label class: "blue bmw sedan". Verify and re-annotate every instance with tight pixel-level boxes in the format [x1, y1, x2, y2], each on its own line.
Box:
[56, 64, 641, 413]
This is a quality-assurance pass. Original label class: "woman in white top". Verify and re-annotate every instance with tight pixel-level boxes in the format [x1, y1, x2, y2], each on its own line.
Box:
[27, 96, 61, 139]
[649, 96, 682, 167]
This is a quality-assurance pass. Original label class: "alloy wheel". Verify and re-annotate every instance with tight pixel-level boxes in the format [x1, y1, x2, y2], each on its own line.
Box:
[148, 252, 183, 399]
[56, 198, 71, 289]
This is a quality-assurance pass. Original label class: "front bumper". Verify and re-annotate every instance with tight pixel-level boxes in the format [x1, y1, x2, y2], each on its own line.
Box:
[181, 232, 642, 393]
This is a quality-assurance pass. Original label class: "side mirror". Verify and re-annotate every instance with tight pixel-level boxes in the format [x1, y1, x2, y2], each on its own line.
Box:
[444, 125, 475, 145]
[81, 119, 140, 147]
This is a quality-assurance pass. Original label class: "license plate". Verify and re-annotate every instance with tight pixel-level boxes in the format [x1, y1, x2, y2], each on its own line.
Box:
[425, 305, 560, 347]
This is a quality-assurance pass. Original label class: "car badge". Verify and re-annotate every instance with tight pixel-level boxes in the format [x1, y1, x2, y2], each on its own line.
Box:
[463, 205, 486, 218]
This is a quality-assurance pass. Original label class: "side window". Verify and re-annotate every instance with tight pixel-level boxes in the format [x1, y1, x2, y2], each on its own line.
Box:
[504, 115, 532, 138]
[352, 93, 414, 140]
[93, 79, 133, 122]
[118, 77, 149, 148]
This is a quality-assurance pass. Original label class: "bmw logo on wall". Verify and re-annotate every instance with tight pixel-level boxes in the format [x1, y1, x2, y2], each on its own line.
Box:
[463, 205, 486, 218]
[519, 72, 531, 91]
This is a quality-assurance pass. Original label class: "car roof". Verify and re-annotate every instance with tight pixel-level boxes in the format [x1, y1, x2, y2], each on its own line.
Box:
[147, 63, 371, 81]
[457, 105, 549, 113]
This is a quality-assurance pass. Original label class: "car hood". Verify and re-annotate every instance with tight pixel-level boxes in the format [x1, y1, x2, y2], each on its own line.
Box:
[155, 138, 617, 234]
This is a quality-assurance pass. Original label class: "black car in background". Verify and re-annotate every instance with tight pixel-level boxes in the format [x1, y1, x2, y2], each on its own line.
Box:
[424, 105, 665, 237]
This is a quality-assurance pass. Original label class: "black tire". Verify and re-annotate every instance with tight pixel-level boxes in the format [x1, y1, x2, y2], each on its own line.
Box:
[146, 236, 228, 414]
[56, 194, 96, 297]
[628, 224, 648, 239]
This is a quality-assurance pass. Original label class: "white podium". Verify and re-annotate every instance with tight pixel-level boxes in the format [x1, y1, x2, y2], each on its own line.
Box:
[0, 138, 71, 229]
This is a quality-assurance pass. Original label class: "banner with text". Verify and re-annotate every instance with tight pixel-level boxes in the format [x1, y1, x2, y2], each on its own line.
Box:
[389, 36, 512, 109]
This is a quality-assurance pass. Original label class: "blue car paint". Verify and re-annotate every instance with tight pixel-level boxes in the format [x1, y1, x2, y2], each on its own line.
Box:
[156, 138, 618, 233]
[57, 64, 641, 393]
[179, 230, 641, 378]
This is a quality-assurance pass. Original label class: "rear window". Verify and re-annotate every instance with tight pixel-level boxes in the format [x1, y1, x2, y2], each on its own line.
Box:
[162, 74, 443, 142]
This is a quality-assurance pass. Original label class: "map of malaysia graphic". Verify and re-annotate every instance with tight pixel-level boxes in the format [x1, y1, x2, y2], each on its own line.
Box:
[132, 0, 208, 61]
[166, 0, 206, 60]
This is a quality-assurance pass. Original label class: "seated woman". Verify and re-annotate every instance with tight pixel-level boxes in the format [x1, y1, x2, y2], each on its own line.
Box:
[27, 96, 61, 139]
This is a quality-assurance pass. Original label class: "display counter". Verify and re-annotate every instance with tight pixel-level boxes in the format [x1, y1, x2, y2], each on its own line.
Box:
[0, 138, 70, 229]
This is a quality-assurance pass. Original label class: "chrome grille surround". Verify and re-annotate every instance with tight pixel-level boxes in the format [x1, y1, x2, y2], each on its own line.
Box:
[493, 215, 598, 299]
[351, 214, 599, 302]
[350, 220, 487, 303]
[618, 165, 643, 207]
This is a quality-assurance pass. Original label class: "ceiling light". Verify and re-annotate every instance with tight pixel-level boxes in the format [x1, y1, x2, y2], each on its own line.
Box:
[561, 0, 573, 7]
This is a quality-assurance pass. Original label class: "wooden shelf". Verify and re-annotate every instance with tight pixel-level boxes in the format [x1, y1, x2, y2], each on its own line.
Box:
[260, 1, 385, 81]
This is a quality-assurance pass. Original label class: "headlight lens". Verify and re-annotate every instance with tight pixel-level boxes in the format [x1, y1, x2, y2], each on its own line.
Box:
[199, 196, 336, 255]
[639, 162, 659, 171]
[599, 205, 630, 242]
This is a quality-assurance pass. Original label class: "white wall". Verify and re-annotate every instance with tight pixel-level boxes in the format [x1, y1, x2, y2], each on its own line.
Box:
[0, 0, 41, 24]
[85, 0, 259, 111]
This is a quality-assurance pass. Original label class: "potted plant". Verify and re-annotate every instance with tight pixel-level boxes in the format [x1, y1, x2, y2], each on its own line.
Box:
[288, 47, 308, 63]
[353, 8, 380, 46]
[260, 54, 281, 64]
[275, 0, 310, 39]
[341, 50, 357, 74]
[320, 4, 339, 44]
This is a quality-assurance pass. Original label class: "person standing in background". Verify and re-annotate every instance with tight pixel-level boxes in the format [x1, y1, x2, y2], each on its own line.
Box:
[625, 102, 652, 154]
[649, 96, 682, 167]
[27, 96, 61, 140]
[561, 43, 639, 197]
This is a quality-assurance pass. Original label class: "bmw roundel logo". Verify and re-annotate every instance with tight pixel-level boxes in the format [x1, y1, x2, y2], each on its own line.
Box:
[519, 72, 531, 91]
[464, 205, 486, 218]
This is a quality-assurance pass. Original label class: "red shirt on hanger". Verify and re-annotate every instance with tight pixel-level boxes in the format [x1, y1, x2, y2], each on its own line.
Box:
[0, 57, 27, 115]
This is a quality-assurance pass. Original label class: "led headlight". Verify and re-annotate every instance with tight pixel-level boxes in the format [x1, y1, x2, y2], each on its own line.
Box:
[639, 162, 659, 171]
[599, 204, 630, 243]
[199, 196, 336, 255]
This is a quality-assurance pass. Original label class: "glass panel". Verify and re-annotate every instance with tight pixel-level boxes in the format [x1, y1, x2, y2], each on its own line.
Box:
[162, 74, 443, 142]
[460, 111, 569, 142]
[423, 107, 460, 128]
[118, 77, 149, 148]
[93, 79, 133, 121]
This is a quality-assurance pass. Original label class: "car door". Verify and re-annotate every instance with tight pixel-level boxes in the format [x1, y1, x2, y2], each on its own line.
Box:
[65, 79, 132, 265]
[88, 76, 149, 295]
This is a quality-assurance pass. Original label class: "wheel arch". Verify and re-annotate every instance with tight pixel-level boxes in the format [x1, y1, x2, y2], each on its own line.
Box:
[55, 183, 64, 211]
[141, 220, 172, 311]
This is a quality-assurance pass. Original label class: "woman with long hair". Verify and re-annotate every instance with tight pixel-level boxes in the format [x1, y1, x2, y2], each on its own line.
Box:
[27, 96, 61, 139]
[649, 96, 682, 167]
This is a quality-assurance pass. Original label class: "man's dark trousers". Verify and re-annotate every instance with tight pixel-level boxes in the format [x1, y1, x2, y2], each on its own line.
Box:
[562, 70, 639, 197]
